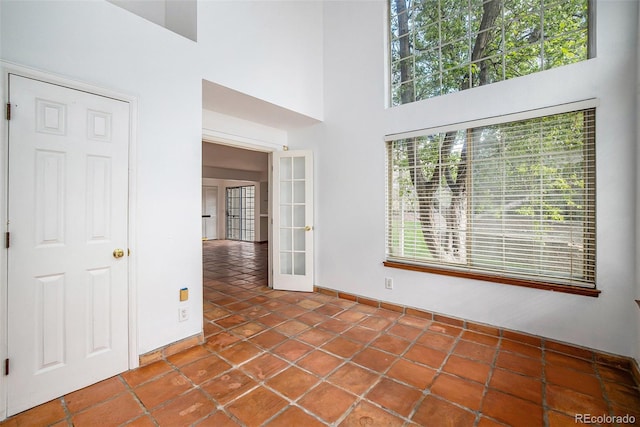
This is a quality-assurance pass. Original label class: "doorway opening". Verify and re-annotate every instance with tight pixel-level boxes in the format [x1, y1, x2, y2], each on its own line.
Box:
[201, 141, 269, 245]
[201, 141, 271, 296]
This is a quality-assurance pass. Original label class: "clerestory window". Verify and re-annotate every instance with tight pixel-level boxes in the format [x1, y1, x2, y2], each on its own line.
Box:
[389, 0, 592, 105]
[384, 105, 597, 295]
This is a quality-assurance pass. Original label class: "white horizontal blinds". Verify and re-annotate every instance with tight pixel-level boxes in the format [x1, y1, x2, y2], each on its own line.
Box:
[469, 109, 595, 286]
[386, 132, 469, 265]
[386, 108, 596, 287]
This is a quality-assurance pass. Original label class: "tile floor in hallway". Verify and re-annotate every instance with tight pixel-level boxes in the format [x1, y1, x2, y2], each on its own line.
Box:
[3, 239, 640, 426]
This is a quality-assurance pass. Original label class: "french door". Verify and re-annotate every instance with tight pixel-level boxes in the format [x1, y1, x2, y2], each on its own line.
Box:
[226, 185, 255, 241]
[272, 150, 314, 292]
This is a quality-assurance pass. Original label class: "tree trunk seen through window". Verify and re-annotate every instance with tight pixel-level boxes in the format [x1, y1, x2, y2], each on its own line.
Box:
[395, 0, 501, 262]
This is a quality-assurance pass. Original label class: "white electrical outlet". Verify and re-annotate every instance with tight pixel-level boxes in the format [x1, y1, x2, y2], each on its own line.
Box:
[385, 277, 393, 290]
[179, 307, 189, 322]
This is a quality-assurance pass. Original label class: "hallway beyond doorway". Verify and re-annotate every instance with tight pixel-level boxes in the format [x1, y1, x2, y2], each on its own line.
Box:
[203, 239, 268, 289]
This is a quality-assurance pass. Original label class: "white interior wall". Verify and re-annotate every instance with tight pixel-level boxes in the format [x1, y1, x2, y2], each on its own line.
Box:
[203, 110, 287, 151]
[288, 0, 640, 360]
[107, 0, 198, 42]
[202, 166, 267, 182]
[107, 0, 166, 28]
[0, 0, 204, 356]
[198, 1, 323, 121]
[0, 0, 323, 365]
[165, 0, 197, 41]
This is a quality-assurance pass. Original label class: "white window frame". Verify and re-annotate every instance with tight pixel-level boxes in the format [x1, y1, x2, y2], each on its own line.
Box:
[384, 99, 599, 296]
[388, 0, 595, 106]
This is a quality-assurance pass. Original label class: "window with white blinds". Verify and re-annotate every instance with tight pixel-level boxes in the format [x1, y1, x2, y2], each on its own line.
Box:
[385, 107, 596, 289]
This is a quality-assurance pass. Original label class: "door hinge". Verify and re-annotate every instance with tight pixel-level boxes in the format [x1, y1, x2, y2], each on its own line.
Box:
[4, 358, 8, 375]
[5, 103, 10, 121]
[5, 232, 9, 249]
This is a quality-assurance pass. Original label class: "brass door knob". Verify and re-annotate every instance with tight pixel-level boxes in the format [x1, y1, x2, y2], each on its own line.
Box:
[113, 248, 125, 259]
[305, 226, 312, 231]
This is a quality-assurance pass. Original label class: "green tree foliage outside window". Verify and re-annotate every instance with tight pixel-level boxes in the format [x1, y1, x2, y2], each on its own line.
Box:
[390, 0, 590, 104]
[386, 109, 595, 287]
[386, 0, 594, 288]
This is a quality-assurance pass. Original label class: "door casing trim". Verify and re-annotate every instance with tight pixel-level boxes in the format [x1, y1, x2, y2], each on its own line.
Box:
[0, 61, 139, 421]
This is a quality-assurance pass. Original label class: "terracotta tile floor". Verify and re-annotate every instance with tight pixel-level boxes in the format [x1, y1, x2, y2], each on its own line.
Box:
[3, 240, 640, 426]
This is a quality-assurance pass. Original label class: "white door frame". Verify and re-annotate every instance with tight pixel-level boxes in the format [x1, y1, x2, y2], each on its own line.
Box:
[0, 62, 139, 421]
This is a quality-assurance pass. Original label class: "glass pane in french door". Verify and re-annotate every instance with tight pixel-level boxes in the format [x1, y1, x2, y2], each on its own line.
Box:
[279, 156, 306, 275]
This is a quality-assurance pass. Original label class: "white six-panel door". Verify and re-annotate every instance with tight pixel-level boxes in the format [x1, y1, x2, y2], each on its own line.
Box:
[272, 150, 314, 292]
[6, 75, 130, 415]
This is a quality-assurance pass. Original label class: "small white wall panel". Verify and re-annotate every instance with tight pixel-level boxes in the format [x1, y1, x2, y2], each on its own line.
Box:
[36, 99, 66, 136]
[87, 110, 112, 142]
[36, 274, 65, 372]
[36, 151, 65, 246]
[86, 156, 112, 242]
[86, 268, 112, 356]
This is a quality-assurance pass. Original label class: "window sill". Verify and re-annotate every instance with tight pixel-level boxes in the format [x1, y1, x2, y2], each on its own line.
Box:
[383, 261, 600, 298]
